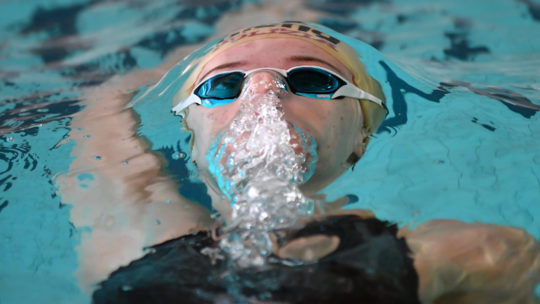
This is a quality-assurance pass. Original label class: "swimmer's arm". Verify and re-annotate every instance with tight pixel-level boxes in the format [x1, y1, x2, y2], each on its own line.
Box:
[401, 220, 540, 304]
[63, 72, 214, 291]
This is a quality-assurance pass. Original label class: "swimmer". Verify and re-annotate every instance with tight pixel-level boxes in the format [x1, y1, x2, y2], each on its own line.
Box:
[64, 21, 540, 303]
[165, 22, 540, 303]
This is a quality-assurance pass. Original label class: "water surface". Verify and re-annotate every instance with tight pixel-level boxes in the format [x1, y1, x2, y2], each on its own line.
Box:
[1, 0, 539, 302]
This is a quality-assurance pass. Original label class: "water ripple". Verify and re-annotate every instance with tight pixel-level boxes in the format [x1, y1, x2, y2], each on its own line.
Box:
[0, 142, 38, 194]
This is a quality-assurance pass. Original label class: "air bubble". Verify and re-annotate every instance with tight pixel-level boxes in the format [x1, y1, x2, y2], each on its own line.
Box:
[205, 81, 317, 268]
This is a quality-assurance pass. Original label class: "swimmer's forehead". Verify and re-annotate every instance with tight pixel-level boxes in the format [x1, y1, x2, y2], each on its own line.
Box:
[197, 38, 354, 83]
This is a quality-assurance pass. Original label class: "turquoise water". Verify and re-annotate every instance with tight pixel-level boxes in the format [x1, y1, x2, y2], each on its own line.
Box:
[1, 0, 539, 303]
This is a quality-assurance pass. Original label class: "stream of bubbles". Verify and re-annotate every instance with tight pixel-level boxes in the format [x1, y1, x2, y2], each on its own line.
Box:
[206, 72, 318, 267]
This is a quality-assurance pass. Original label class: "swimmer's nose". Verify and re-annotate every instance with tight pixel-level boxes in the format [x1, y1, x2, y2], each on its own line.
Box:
[243, 70, 287, 97]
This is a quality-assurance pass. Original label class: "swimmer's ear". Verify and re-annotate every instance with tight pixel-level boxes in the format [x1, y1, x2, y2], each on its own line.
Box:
[346, 128, 369, 167]
[352, 127, 369, 161]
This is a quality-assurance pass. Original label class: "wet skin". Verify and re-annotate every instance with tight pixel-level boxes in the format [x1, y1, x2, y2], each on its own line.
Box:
[185, 38, 368, 215]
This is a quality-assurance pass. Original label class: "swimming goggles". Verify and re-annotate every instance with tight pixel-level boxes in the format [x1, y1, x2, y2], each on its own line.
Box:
[172, 65, 384, 114]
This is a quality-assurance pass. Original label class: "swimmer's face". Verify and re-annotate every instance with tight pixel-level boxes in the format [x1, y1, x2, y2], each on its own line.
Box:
[185, 38, 367, 195]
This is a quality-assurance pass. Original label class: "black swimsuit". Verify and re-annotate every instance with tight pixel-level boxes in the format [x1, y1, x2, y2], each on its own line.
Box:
[93, 215, 420, 304]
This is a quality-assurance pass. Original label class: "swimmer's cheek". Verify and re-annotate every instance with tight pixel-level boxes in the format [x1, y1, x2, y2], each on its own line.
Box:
[404, 220, 540, 304]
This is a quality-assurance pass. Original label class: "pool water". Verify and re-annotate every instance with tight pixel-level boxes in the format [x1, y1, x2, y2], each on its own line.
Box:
[1, 0, 539, 303]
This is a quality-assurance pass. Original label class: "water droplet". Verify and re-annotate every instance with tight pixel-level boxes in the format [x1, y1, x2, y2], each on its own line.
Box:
[143, 247, 156, 254]
[166, 199, 171, 204]
[94, 156, 102, 160]
[121, 161, 128, 165]
[172, 152, 185, 160]
[155, 219, 161, 225]
[121, 285, 133, 292]
[83, 135, 91, 139]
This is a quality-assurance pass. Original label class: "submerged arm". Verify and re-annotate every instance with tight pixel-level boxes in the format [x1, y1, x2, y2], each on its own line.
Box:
[58, 67, 213, 293]
[401, 220, 540, 304]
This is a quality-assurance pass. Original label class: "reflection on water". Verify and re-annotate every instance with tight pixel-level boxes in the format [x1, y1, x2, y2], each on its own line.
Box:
[1, 0, 540, 303]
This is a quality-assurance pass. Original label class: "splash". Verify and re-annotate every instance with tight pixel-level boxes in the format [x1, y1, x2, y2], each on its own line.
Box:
[206, 72, 318, 267]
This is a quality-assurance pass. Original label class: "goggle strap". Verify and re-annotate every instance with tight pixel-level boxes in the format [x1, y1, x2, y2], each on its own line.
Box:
[172, 94, 201, 115]
[333, 85, 384, 107]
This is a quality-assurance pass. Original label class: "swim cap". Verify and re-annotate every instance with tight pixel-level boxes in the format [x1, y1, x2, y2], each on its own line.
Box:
[173, 21, 387, 135]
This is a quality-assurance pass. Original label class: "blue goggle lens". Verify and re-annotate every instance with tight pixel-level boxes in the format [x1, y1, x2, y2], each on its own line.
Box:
[287, 67, 342, 94]
[195, 72, 244, 100]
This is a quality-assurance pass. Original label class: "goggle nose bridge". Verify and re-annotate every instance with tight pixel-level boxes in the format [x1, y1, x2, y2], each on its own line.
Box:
[241, 68, 290, 94]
